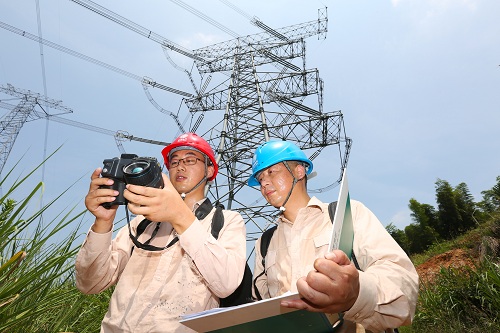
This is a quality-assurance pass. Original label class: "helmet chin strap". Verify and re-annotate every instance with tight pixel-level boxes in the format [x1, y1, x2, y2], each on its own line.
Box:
[179, 159, 209, 200]
[278, 161, 305, 212]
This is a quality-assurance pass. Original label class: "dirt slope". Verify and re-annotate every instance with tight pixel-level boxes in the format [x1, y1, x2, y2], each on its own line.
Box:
[415, 248, 476, 284]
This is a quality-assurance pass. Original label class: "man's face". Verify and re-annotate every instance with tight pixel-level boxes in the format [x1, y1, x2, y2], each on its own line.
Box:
[168, 149, 213, 193]
[257, 162, 295, 208]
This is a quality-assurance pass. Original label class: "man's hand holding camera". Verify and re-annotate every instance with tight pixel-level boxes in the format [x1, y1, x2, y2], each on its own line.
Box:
[125, 173, 196, 234]
[85, 168, 120, 233]
[86, 154, 195, 234]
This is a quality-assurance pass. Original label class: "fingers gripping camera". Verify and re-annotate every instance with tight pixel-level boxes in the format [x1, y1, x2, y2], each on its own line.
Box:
[100, 153, 164, 209]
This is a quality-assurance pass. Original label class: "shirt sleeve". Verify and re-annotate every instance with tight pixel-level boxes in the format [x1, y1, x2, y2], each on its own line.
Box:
[75, 219, 135, 294]
[179, 210, 247, 298]
[343, 200, 419, 331]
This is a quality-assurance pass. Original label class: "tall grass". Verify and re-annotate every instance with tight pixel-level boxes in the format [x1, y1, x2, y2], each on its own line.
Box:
[0, 155, 110, 332]
[410, 258, 500, 332]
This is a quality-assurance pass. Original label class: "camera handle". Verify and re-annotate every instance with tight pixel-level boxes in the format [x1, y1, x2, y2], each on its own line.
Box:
[101, 181, 127, 209]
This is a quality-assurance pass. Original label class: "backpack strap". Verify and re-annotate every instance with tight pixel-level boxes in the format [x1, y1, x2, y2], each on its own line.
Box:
[260, 226, 278, 261]
[327, 201, 338, 225]
[253, 225, 277, 300]
[209, 202, 254, 307]
[195, 198, 214, 220]
[210, 203, 224, 239]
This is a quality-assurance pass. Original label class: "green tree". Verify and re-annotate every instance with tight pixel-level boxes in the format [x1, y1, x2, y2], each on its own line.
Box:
[408, 198, 438, 229]
[405, 198, 440, 254]
[453, 182, 477, 232]
[435, 179, 462, 239]
[479, 175, 500, 213]
[386, 223, 409, 254]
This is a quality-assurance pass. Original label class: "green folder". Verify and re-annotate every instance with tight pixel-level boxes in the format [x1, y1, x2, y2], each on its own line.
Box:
[180, 292, 339, 332]
[207, 310, 335, 333]
[329, 168, 353, 260]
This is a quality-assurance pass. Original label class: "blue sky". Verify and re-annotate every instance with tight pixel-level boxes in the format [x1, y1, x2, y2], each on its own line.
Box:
[1, 0, 499, 243]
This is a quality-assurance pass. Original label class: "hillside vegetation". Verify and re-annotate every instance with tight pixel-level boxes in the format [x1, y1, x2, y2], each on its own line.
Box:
[406, 217, 500, 332]
[390, 177, 500, 332]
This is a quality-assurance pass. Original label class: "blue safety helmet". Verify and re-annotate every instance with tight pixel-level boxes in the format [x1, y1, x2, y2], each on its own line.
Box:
[248, 140, 313, 186]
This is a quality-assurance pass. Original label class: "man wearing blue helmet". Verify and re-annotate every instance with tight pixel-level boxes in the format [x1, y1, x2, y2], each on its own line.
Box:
[248, 140, 314, 212]
[249, 140, 418, 333]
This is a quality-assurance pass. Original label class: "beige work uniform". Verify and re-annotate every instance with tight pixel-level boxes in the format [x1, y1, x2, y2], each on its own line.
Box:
[253, 197, 419, 333]
[76, 199, 246, 333]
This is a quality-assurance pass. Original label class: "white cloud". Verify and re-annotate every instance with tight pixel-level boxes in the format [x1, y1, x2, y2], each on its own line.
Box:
[391, 0, 478, 9]
[388, 209, 413, 230]
[178, 32, 226, 50]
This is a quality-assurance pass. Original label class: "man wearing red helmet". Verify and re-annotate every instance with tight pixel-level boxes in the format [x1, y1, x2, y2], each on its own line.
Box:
[76, 133, 247, 333]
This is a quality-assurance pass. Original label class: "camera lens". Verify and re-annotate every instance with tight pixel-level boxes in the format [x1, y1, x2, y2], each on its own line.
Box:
[123, 158, 164, 188]
[130, 166, 145, 174]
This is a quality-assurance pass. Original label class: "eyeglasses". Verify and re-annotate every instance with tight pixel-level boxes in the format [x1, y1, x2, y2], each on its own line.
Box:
[169, 156, 205, 168]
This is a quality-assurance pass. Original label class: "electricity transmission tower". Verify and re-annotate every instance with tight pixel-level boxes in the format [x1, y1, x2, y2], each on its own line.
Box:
[0, 83, 73, 175]
[182, 9, 352, 240]
[1, 2, 352, 244]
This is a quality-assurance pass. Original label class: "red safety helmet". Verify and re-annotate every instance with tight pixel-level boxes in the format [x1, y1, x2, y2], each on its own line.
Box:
[161, 132, 218, 181]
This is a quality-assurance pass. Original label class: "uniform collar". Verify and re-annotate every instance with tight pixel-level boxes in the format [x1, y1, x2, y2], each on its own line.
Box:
[277, 196, 325, 224]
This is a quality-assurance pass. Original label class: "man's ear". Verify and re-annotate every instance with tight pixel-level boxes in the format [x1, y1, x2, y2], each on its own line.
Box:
[207, 165, 215, 180]
[294, 163, 306, 180]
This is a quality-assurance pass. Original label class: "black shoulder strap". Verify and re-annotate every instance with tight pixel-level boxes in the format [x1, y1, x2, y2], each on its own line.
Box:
[210, 203, 224, 239]
[209, 202, 254, 307]
[196, 198, 214, 220]
[136, 218, 153, 237]
[327, 201, 338, 223]
[253, 225, 277, 300]
[260, 226, 277, 260]
[328, 201, 360, 271]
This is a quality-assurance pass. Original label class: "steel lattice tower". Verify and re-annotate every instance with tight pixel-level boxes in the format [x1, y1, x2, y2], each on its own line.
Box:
[0, 84, 73, 175]
[183, 9, 352, 240]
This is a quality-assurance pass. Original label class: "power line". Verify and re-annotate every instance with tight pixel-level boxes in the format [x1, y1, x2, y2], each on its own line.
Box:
[35, 0, 50, 215]
[68, 0, 206, 63]
[0, 21, 194, 98]
[169, 0, 239, 38]
[218, 0, 253, 21]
